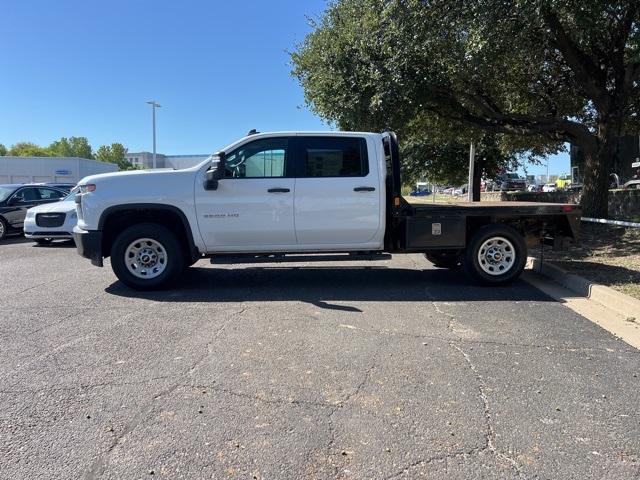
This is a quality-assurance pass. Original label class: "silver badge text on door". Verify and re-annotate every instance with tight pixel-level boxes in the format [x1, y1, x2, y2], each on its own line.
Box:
[432, 223, 442, 235]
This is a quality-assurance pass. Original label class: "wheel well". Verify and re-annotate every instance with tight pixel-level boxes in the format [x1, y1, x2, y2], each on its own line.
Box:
[465, 215, 572, 246]
[466, 216, 530, 243]
[101, 207, 198, 261]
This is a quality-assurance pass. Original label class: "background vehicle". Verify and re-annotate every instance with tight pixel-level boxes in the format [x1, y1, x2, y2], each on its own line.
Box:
[542, 183, 557, 192]
[409, 182, 431, 196]
[73, 131, 580, 290]
[23, 188, 79, 244]
[491, 172, 526, 191]
[623, 179, 640, 190]
[41, 182, 76, 193]
[0, 184, 67, 240]
[555, 174, 571, 190]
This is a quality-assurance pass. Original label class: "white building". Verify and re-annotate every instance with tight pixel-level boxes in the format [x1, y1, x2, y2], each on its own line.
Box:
[0, 157, 118, 184]
[125, 152, 209, 170]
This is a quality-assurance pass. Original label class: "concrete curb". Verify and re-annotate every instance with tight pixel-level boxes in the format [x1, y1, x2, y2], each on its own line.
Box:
[526, 257, 640, 321]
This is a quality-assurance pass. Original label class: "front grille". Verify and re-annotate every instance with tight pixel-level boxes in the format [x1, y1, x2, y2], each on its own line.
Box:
[36, 213, 66, 228]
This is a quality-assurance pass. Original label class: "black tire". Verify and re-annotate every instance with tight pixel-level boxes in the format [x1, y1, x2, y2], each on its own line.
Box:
[0, 217, 7, 241]
[35, 238, 53, 245]
[425, 251, 461, 269]
[110, 223, 184, 290]
[464, 224, 527, 286]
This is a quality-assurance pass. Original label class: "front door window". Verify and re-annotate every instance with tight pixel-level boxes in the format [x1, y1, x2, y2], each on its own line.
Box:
[224, 138, 288, 179]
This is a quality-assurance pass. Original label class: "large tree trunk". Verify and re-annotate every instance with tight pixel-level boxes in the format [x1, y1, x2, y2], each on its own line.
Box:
[581, 146, 610, 218]
[580, 118, 621, 219]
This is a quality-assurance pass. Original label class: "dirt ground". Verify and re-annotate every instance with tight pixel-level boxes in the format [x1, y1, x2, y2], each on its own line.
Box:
[531, 223, 640, 300]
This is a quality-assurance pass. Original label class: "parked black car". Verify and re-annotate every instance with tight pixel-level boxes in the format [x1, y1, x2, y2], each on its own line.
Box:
[490, 173, 526, 191]
[0, 184, 68, 240]
[35, 182, 77, 192]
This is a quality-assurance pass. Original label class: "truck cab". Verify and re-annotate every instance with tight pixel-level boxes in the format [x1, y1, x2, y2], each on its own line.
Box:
[74, 131, 580, 290]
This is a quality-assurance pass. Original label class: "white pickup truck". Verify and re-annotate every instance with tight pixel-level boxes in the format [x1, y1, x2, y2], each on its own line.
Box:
[73, 131, 580, 290]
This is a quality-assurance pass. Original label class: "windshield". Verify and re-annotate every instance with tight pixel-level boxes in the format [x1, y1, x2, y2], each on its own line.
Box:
[63, 187, 79, 201]
[0, 186, 16, 203]
[505, 173, 520, 179]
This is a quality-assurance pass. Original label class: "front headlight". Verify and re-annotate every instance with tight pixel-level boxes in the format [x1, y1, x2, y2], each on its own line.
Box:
[69, 211, 77, 219]
[78, 183, 96, 193]
[25, 210, 35, 219]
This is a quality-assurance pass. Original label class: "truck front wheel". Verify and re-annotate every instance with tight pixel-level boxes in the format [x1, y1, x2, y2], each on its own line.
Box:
[111, 223, 184, 290]
[464, 224, 526, 285]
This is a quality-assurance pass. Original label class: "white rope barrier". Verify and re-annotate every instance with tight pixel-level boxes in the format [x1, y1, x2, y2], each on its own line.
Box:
[581, 217, 640, 228]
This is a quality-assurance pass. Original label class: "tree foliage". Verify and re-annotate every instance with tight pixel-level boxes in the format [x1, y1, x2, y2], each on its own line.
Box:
[95, 143, 135, 170]
[292, 0, 640, 216]
[0, 144, 7, 156]
[48, 136, 93, 159]
[4, 138, 134, 170]
[7, 142, 50, 157]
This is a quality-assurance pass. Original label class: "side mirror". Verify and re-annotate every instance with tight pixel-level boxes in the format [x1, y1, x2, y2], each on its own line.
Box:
[8, 196, 21, 205]
[204, 170, 220, 191]
[204, 152, 226, 191]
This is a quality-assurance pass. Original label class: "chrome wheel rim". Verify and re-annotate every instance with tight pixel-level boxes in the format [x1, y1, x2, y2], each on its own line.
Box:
[124, 238, 168, 279]
[0, 221, 4, 237]
[477, 236, 515, 276]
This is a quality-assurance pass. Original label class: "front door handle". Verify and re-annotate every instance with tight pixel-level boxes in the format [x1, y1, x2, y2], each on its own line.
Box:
[268, 188, 290, 193]
[354, 186, 375, 192]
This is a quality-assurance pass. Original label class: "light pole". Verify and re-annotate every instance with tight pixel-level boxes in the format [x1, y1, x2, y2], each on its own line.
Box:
[146, 101, 161, 169]
[546, 158, 550, 183]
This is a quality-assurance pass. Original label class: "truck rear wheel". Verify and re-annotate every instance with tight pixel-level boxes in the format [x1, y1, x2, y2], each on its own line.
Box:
[111, 223, 184, 290]
[464, 224, 526, 285]
[425, 252, 461, 269]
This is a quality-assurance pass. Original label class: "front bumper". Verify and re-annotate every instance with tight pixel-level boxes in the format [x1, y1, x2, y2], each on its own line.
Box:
[25, 231, 74, 239]
[73, 226, 103, 267]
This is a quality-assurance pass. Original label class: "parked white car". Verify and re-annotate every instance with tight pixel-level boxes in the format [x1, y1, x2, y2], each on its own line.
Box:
[542, 183, 557, 192]
[24, 189, 78, 244]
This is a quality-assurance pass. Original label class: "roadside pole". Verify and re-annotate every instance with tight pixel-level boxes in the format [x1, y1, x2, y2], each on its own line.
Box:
[468, 142, 475, 202]
[147, 100, 161, 169]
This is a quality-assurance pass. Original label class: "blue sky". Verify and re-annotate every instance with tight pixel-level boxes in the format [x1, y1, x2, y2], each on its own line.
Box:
[0, 0, 568, 176]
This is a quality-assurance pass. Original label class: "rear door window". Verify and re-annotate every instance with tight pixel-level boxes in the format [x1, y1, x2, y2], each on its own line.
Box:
[37, 188, 65, 200]
[298, 137, 368, 177]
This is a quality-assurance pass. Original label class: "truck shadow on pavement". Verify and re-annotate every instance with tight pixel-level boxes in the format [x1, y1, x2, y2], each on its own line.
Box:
[105, 265, 555, 308]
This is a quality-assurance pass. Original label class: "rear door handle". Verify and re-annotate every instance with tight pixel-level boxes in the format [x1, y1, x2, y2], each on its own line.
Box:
[354, 186, 376, 192]
[268, 188, 290, 193]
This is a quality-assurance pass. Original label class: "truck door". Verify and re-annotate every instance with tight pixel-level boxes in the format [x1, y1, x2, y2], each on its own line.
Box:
[194, 137, 297, 250]
[293, 136, 382, 247]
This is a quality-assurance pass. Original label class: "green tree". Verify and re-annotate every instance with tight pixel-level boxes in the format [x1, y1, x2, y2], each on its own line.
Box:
[0, 144, 6, 156]
[95, 143, 135, 171]
[292, 0, 640, 217]
[48, 136, 93, 159]
[7, 142, 49, 156]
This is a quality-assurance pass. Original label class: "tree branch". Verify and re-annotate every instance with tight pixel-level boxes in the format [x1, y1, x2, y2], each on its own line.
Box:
[541, 5, 608, 109]
[425, 87, 594, 146]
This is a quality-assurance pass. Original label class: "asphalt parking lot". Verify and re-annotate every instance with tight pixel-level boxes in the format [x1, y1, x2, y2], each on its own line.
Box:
[1, 238, 639, 480]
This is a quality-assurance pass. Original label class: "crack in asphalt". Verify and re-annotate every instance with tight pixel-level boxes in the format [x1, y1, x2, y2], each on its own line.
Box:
[320, 340, 383, 478]
[186, 307, 247, 378]
[317, 317, 635, 355]
[83, 307, 253, 479]
[184, 383, 333, 409]
[450, 343, 522, 475]
[84, 380, 186, 480]
[0, 375, 176, 396]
